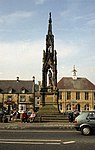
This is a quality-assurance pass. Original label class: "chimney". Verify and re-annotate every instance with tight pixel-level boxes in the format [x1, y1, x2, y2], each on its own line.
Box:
[17, 76, 19, 82]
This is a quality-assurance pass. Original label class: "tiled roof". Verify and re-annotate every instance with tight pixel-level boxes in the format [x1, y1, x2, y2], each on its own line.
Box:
[0, 80, 34, 94]
[57, 77, 95, 90]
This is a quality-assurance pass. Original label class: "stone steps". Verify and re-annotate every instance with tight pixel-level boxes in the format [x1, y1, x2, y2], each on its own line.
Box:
[38, 105, 59, 115]
[34, 113, 68, 123]
[35, 103, 68, 122]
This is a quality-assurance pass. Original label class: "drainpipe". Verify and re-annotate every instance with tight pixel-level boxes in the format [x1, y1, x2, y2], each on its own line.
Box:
[33, 76, 35, 112]
[2, 93, 4, 113]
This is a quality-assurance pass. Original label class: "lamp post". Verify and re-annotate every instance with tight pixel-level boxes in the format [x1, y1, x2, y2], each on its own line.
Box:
[33, 76, 35, 112]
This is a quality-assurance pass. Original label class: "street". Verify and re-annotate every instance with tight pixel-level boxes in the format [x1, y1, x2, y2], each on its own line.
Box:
[0, 129, 95, 150]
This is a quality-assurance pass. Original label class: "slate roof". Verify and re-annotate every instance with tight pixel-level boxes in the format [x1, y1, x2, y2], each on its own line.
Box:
[57, 77, 95, 90]
[0, 80, 34, 94]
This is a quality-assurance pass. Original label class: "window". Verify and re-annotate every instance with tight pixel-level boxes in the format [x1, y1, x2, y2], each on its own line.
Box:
[20, 96, 26, 102]
[75, 104, 80, 112]
[66, 104, 71, 111]
[37, 101, 40, 105]
[59, 91, 62, 99]
[8, 88, 12, 93]
[21, 89, 25, 93]
[88, 112, 95, 119]
[19, 104, 26, 113]
[94, 92, 95, 100]
[21, 106, 23, 110]
[7, 96, 12, 102]
[67, 91, 71, 100]
[85, 92, 89, 100]
[84, 104, 89, 110]
[76, 92, 80, 100]
[59, 103, 62, 110]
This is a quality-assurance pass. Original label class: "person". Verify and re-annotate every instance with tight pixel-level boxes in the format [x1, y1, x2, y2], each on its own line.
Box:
[10, 110, 13, 121]
[73, 110, 80, 119]
[16, 111, 20, 119]
[29, 112, 36, 123]
[22, 111, 27, 123]
[68, 112, 74, 122]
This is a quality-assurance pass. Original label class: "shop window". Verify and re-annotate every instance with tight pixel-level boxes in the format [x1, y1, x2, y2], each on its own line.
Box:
[21, 106, 23, 110]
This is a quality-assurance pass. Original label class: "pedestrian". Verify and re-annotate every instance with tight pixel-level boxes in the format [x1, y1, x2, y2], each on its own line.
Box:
[68, 112, 74, 122]
[10, 110, 13, 121]
[22, 111, 27, 123]
[29, 112, 36, 123]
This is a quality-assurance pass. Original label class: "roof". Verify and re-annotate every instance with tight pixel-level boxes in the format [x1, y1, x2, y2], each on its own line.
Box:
[57, 77, 95, 90]
[0, 80, 34, 94]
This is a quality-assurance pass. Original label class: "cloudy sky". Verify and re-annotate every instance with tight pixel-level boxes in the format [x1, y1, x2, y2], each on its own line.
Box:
[0, 0, 95, 83]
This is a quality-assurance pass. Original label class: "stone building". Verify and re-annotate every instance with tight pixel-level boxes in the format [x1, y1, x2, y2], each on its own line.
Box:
[0, 77, 40, 114]
[57, 66, 95, 113]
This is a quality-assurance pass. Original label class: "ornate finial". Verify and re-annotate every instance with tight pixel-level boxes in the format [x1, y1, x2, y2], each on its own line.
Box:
[72, 65, 77, 80]
[49, 12, 51, 18]
[48, 12, 52, 35]
[49, 12, 52, 23]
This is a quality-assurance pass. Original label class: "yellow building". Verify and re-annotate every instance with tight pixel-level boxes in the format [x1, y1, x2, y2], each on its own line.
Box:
[57, 67, 95, 113]
[0, 77, 38, 114]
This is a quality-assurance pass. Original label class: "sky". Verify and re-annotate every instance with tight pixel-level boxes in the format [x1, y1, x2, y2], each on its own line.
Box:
[0, 0, 95, 84]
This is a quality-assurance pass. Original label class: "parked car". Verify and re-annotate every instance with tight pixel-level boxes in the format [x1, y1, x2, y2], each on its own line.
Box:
[74, 111, 95, 135]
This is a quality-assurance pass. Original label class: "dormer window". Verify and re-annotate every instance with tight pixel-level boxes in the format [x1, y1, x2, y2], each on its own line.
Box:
[21, 88, 25, 94]
[8, 88, 12, 93]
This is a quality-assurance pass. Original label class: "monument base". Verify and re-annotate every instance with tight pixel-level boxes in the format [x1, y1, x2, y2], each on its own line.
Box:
[38, 104, 59, 115]
[34, 87, 62, 122]
[39, 92, 59, 113]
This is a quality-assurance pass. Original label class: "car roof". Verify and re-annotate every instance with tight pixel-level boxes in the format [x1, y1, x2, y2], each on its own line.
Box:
[81, 111, 95, 113]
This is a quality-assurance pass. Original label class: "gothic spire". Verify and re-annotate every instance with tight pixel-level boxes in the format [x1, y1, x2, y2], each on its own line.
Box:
[48, 12, 52, 35]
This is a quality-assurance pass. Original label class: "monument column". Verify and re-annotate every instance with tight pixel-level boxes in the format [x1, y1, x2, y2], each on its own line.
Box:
[40, 12, 58, 108]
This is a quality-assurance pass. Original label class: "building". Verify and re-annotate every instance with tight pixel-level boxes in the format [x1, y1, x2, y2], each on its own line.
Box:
[57, 66, 95, 113]
[0, 77, 40, 114]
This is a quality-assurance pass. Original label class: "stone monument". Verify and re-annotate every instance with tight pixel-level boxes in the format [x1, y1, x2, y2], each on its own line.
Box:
[40, 13, 59, 115]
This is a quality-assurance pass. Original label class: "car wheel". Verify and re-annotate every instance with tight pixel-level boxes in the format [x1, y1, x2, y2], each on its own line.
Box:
[81, 126, 91, 135]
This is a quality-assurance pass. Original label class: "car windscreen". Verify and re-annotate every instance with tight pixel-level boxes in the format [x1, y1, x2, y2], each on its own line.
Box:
[76, 112, 88, 120]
